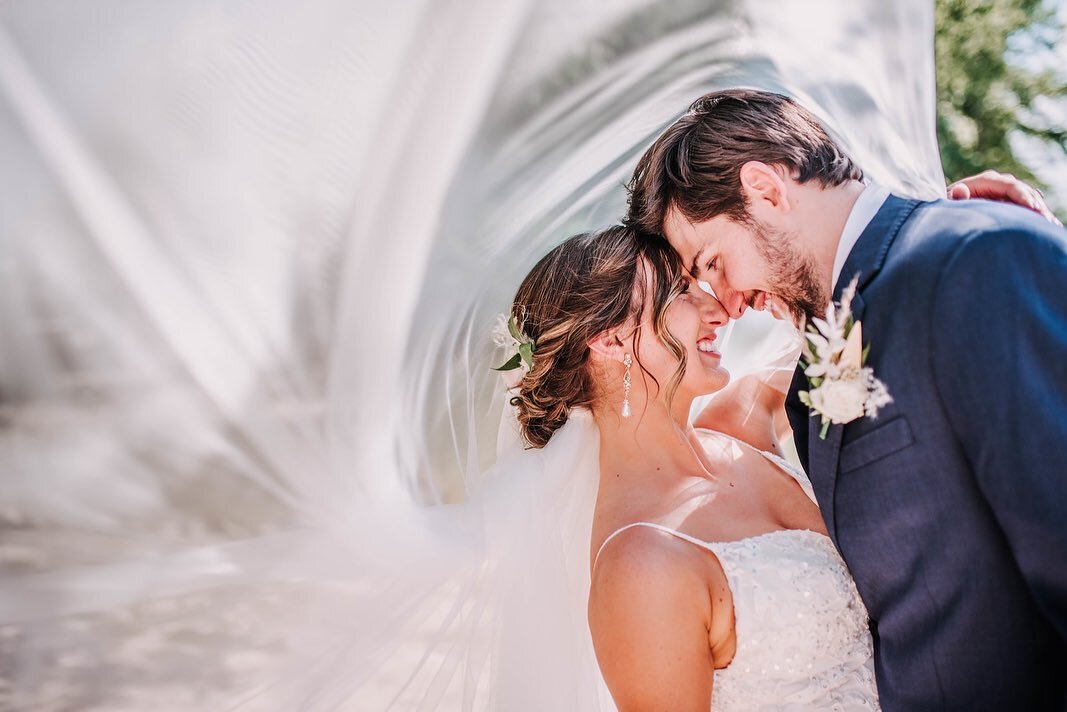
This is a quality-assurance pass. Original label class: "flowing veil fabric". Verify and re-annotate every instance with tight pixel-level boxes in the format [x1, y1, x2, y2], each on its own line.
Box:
[0, 1, 945, 709]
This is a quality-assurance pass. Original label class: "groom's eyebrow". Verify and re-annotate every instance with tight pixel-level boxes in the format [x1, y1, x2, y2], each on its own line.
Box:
[689, 248, 706, 277]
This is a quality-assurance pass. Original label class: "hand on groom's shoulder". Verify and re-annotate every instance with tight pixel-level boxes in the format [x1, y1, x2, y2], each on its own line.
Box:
[948, 169, 1062, 227]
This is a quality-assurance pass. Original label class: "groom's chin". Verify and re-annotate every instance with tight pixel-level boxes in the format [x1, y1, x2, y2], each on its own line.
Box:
[796, 293, 829, 325]
[774, 296, 814, 326]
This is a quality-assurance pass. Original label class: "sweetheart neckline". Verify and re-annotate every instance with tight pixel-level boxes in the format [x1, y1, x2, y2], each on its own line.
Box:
[643, 523, 833, 549]
[707, 526, 832, 548]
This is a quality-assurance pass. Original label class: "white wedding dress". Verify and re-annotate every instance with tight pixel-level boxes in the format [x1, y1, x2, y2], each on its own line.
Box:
[597, 433, 879, 711]
[0, 0, 941, 709]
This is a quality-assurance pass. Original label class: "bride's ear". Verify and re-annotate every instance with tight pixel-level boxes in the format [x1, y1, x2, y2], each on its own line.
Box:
[587, 328, 629, 363]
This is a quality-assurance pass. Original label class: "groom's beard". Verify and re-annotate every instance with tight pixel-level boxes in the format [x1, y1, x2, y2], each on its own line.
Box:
[751, 220, 826, 324]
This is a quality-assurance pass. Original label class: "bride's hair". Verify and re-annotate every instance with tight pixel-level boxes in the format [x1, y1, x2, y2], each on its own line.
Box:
[510, 225, 686, 448]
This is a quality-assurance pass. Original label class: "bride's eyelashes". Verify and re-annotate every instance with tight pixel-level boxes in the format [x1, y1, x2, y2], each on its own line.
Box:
[673, 277, 693, 299]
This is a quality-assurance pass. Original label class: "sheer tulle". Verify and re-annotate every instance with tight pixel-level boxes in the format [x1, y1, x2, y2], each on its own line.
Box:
[0, 1, 943, 709]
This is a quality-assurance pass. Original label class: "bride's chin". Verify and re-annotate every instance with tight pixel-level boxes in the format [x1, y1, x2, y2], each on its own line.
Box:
[691, 370, 730, 397]
[710, 367, 731, 390]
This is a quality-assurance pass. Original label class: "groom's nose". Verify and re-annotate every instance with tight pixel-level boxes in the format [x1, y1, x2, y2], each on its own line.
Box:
[718, 286, 749, 320]
[700, 276, 748, 320]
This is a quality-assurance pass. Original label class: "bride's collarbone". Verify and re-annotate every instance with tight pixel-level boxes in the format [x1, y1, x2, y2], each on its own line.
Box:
[596, 496, 781, 552]
[603, 462, 762, 517]
[596, 446, 822, 545]
[704, 444, 813, 505]
[675, 460, 822, 541]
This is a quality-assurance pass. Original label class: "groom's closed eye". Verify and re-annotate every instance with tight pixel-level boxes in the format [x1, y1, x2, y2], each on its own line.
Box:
[688, 249, 718, 280]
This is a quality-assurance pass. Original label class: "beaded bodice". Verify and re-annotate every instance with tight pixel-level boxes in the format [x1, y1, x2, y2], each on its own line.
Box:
[705, 528, 878, 710]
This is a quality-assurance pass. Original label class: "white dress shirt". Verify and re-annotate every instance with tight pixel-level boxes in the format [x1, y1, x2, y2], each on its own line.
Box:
[831, 183, 890, 290]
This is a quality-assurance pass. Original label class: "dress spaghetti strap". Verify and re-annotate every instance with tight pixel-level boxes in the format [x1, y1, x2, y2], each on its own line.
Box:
[593, 521, 718, 569]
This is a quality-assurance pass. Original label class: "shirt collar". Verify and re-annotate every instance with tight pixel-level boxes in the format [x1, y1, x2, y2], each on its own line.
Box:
[832, 182, 890, 290]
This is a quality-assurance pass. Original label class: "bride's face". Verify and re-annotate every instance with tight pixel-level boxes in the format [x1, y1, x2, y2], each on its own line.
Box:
[631, 265, 731, 405]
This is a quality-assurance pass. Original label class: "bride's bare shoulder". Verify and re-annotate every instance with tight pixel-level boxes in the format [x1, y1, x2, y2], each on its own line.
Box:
[588, 525, 717, 709]
[590, 524, 711, 611]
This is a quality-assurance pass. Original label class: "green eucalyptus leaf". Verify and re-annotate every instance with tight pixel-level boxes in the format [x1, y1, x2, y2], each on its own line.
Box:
[507, 315, 522, 342]
[862, 343, 871, 365]
[518, 343, 534, 368]
[819, 419, 831, 439]
[492, 353, 523, 372]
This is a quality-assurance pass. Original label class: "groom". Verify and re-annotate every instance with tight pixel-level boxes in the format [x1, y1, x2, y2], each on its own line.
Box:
[627, 89, 1067, 710]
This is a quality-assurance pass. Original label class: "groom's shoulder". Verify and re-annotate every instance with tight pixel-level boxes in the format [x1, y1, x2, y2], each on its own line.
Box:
[902, 197, 1067, 263]
[900, 198, 1067, 290]
[907, 198, 1063, 244]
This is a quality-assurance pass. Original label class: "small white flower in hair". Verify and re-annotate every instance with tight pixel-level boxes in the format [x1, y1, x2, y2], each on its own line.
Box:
[491, 313, 536, 388]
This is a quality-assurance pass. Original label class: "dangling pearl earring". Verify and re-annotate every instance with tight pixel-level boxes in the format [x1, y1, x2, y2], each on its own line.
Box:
[621, 354, 632, 418]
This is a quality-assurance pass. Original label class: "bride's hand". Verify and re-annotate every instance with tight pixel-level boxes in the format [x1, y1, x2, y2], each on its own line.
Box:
[948, 170, 1062, 226]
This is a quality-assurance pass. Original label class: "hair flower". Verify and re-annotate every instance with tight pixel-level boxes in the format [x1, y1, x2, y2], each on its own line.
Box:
[491, 313, 536, 374]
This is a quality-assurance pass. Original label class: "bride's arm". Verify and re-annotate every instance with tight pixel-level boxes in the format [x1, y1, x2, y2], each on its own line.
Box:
[693, 367, 793, 455]
[588, 530, 717, 712]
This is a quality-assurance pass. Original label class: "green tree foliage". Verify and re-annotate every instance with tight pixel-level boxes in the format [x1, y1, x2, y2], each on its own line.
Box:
[935, 0, 1067, 185]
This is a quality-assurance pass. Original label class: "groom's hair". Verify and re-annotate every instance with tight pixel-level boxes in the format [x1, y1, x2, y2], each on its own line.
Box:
[626, 88, 863, 233]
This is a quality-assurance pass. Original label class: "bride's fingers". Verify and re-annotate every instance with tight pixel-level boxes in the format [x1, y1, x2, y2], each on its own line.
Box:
[764, 296, 794, 322]
[948, 170, 1061, 225]
[947, 182, 970, 200]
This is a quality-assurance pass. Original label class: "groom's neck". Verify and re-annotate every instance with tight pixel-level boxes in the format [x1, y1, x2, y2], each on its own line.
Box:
[793, 179, 866, 294]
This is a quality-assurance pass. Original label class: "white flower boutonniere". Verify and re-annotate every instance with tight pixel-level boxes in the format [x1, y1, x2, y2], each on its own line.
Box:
[491, 313, 536, 389]
[797, 277, 892, 439]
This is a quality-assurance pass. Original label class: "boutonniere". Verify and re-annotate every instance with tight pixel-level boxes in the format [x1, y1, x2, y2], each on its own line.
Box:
[491, 313, 536, 389]
[797, 277, 892, 439]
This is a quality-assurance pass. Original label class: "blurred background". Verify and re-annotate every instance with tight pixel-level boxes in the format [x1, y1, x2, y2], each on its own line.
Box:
[935, 0, 1067, 217]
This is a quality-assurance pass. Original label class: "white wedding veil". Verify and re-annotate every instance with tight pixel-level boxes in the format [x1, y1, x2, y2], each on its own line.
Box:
[0, 0, 945, 709]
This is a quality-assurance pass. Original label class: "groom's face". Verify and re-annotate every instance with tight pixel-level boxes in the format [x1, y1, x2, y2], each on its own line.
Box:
[663, 205, 825, 324]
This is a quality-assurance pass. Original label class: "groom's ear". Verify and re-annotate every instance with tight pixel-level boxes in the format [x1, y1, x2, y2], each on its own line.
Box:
[739, 161, 792, 214]
[587, 328, 628, 363]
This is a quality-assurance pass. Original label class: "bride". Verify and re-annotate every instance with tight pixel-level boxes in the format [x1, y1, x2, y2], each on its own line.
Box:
[506, 224, 876, 709]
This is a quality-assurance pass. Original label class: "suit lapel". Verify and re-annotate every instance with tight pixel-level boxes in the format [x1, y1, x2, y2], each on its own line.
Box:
[799, 195, 921, 543]
[833, 195, 921, 301]
[808, 422, 845, 540]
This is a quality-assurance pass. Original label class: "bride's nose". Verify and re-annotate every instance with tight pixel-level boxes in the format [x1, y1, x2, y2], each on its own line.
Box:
[698, 278, 742, 321]
[697, 289, 729, 326]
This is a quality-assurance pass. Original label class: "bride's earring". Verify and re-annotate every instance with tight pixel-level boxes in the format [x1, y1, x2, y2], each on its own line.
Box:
[621, 354, 632, 418]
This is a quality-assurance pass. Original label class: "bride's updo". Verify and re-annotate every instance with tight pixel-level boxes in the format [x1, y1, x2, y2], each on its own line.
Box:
[509, 225, 684, 448]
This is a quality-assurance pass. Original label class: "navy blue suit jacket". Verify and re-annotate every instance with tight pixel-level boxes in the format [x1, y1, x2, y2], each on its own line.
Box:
[786, 196, 1067, 710]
